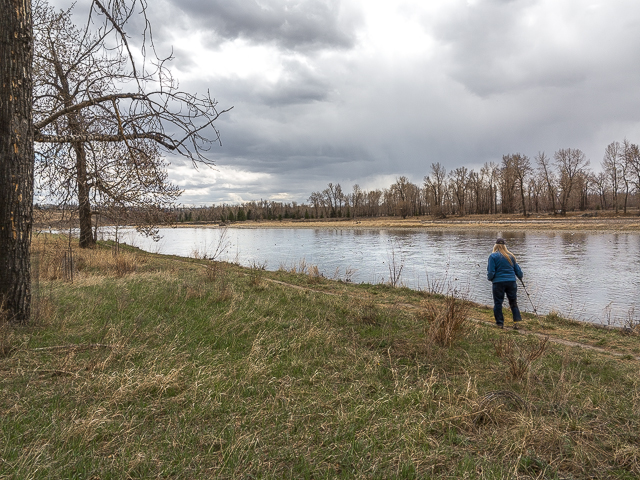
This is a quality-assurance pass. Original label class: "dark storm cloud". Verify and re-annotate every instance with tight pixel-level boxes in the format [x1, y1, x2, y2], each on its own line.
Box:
[164, 0, 361, 51]
[43, 0, 640, 205]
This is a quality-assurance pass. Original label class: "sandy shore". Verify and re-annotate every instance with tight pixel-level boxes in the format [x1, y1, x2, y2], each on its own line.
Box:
[37, 211, 640, 232]
[203, 213, 640, 232]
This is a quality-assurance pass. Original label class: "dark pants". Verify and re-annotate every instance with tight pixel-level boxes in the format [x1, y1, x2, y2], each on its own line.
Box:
[492, 281, 522, 325]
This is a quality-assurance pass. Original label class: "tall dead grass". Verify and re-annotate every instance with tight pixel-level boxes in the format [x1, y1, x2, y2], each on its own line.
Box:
[307, 265, 323, 284]
[193, 263, 234, 302]
[493, 335, 549, 381]
[421, 295, 471, 348]
[0, 321, 15, 358]
[32, 234, 142, 281]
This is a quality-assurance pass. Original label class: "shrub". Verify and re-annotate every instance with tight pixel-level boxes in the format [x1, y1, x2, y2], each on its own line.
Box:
[422, 295, 470, 348]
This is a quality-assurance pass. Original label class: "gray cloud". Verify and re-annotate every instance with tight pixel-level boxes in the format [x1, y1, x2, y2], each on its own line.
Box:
[44, 0, 640, 205]
[433, 0, 640, 97]
[230, 58, 332, 106]
[162, 0, 362, 51]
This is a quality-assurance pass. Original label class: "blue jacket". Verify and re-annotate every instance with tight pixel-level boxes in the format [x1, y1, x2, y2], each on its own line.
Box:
[487, 252, 523, 283]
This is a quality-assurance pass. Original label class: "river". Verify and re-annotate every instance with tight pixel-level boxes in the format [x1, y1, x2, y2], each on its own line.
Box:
[101, 226, 640, 326]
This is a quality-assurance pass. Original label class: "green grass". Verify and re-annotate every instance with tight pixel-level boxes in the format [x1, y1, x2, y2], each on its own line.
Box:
[0, 237, 638, 479]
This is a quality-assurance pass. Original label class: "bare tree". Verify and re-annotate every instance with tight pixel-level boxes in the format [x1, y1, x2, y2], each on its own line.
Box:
[602, 141, 622, 213]
[624, 142, 640, 204]
[1, 0, 34, 323]
[478, 162, 499, 214]
[592, 172, 609, 210]
[333, 183, 344, 216]
[554, 148, 590, 214]
[322, 183, 338, 217]
[449, 167, 469, 215]
[365, 189, 382, 217]
[351, 184, 363, 219]
[424, 162, 447, 214]
[536, 152, 557, 213]
[33, 0, 231, 247]
[621, 139, 638, 214]
[528, 175, 543, 213]
[499, 155, 518, 214]
[391, 176, 418, 218]
[307, 191, 324, 218]
[510, 154, 532, 216]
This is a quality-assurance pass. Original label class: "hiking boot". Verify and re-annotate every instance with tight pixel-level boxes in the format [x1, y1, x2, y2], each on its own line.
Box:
[496, 324, 504, 329]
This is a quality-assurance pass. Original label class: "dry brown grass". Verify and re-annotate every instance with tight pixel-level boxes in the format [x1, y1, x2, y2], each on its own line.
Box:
[31, 294, 56, 326]
[306, 265, 323, 284]
[247, 261, 267, 289]
[32, 234, 143, 281]
[350, 298, 381, 325]
[422, 295, 471, 348]
[493, 335, 549, 381]
[32, 244, 72, 281]
[0, 321, 16, 358]
[196, 264, 234, 302]
[202, 262, 220, 283]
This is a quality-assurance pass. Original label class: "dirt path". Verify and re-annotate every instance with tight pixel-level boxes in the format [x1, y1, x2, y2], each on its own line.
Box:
[163, 255, 640, 361]
[264, 277, 640, 361]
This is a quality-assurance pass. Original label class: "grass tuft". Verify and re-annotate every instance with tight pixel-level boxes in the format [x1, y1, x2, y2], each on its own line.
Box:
[421, 294, 470, 348]
[493, 335, 549, 381]
[0, 322, 16, 358]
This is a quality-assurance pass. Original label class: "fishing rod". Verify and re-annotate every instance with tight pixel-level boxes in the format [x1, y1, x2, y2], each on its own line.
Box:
[519, 278, 539, 317]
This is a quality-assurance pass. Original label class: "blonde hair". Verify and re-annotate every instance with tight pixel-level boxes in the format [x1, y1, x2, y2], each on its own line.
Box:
[493, 243, 517, 265]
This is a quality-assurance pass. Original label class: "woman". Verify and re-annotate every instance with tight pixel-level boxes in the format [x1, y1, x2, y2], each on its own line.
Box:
[487, 238, 523, 329]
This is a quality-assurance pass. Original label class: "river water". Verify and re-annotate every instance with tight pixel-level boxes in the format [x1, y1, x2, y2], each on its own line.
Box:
[102, 227, 640, 325]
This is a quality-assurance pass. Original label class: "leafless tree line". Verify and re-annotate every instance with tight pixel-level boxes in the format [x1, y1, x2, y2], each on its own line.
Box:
[175, 142, 640, 223]
[303, 143, 640, 219]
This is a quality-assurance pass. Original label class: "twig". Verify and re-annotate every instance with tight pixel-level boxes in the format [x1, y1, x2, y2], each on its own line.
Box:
[35, 369, 78, 377]
[32, 343, 115, 352]
[420, 410, 488, 426]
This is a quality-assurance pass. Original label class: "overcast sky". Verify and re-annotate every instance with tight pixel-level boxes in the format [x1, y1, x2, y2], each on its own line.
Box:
[61, 0, 640, 205]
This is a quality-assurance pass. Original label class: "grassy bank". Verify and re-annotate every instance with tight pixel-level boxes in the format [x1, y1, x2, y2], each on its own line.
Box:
[1, 235, 639, 479]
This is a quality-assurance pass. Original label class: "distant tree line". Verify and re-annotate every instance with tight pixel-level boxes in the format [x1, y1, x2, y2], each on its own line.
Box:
[171, 199, 311, 223]
[172, 141, 640, 223]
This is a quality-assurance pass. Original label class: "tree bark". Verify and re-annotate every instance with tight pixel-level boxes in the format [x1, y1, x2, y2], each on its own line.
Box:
[73, 141, 96, 248]
[518, 177, 527, 216]
[0, 0, 34, 323]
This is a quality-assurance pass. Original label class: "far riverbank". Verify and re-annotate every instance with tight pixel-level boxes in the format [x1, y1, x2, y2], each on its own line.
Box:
[178, 212, 640, 232]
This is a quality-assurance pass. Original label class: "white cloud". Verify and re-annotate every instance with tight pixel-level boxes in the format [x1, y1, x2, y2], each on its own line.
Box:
[47, 0, 640, 203]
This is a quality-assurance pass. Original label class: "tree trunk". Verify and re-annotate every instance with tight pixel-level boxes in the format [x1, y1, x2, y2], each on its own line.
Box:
[56, 54, 96, 248]
[519, 178, 527, 216]
[73, 141, 96, 248]
[0, 0, 34, 324]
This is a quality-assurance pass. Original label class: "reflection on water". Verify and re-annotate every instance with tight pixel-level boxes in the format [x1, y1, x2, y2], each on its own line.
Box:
[102, 227, 640, 325]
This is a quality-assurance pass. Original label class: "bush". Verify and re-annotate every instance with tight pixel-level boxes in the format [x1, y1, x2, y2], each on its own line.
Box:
[422, 295, 470, 348]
